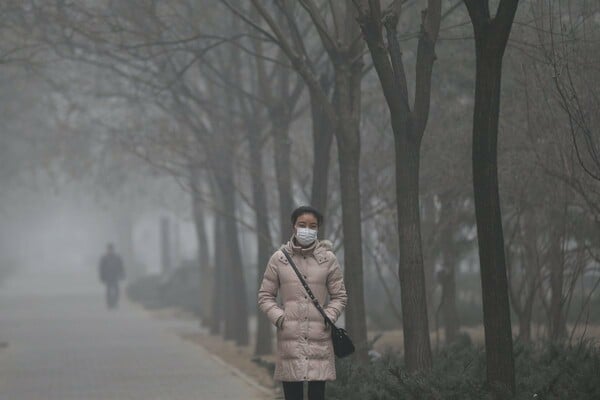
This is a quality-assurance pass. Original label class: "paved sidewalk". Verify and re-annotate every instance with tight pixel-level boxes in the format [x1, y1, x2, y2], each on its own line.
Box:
[0, 277, 271, 400]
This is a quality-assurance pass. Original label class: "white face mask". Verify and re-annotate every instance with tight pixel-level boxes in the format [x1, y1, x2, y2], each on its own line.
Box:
[296, 227, 318, 246]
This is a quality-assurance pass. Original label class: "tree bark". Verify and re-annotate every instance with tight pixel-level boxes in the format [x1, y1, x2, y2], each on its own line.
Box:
[471, 47, 515, 397]
[548, 227, 566, 342]
[309, 95, 334, 217]
[465, 0, 519, 392]
[252, 35, 296, 246]
[246, 120, 275, 355]
[250, 33, 295, 351]
[250, 0, 368, 359]
[271, 110, 294, 244]
[210, 212, 225, 335]
[440, 261, 460, 344]
[517, 309, 532, 343]
[160, 216, 171, 274]
[395, 136, 433, 369]
[309, 82, 335, 230]
[334, 58, 368, 360]
[516, 212, 540, 343]
[355, 0, 441, 371]
[439, 196, 460, 344]
[213, 154, 249, 346]
[190, 168, 213, 328]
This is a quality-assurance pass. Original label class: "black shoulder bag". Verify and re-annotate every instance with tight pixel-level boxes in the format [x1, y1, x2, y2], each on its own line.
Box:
[281, 249, 355, 358]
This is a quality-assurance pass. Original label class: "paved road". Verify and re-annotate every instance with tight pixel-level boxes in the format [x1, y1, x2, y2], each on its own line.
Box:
[0, 275, 271, 400]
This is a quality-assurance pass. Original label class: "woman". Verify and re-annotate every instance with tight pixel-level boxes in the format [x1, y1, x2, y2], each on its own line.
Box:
[258, 206, 348, 400]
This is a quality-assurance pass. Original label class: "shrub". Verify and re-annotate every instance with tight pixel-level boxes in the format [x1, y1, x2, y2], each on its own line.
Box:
[126, 259, 202, 315]
[126, 274, 163, 309]
[327, 337, 600, 399]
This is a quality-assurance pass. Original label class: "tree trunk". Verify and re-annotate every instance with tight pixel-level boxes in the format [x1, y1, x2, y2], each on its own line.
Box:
[549, 229, 566, 342]
[463, 0, 519, 393]
[215, 164, 249, 346]
[246, 123, 274, 355]
[251, 0, 368, 359]
[334, 61, 368, 360]
[272, 111, 294, 245]
[355, 0, 441, 371]
[423, 229, 436, 333]
[420, 196, 438, 330]
[440, 261, 460, 344]
[438, 195, 460, 344]
[514, 281, 536, 344]
[396, 135, 433, 370]
[160, 216, 171, 274]
[517, 309, 532, 343]
[210, 213, 224, 335]
[190, 168, 213, 328]
[309, 84, 334, 231]
[517, 212, 540, 343]
[251, 29, 296, 247]
[210, 148, 249, 346]
[471, 36, 515, 395]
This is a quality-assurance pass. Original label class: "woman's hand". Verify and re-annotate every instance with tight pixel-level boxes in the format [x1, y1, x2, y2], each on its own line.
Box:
[276, 315, 285, 329]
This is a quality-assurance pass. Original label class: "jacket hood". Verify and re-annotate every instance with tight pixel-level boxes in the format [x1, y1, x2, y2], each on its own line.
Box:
[317, 240, 333, 252]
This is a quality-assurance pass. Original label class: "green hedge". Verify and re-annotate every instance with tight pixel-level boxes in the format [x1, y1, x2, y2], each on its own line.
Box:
[328, 337, 600, 399]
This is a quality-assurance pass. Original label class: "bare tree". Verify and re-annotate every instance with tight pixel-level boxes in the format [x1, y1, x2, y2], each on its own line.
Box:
[463, 0, 519, 394]
[509, 0, 600, 344]
[242, 0, 369, 357]
[353, 0, 442, 372]
[0, 2, 43, 67]
[34, 0, 257, 345]
[535, 0, 600, 182]
[190, 167, 213, 329]
[249, 9, 305, 244]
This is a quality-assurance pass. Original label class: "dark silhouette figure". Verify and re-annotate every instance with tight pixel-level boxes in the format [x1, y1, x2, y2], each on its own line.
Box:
[98, 243, 125, 309]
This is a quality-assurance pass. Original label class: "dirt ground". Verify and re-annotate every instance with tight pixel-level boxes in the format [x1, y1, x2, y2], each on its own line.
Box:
[372, 324, 600, 354]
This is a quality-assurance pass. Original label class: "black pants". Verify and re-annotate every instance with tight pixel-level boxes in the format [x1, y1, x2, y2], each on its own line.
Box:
[282, 381, 325, 400]
[105, 282, 120, 309]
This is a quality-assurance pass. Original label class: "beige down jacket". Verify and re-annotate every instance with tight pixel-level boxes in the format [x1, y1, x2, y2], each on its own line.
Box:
[258, 237, 348, 382]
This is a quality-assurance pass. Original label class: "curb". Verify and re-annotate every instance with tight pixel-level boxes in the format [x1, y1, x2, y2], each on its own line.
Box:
[207, 351, 276, 398]
[129, 299, 276, 398]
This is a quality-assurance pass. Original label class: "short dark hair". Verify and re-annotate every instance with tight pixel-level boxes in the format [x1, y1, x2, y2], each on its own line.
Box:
[291, 206, 323, 227]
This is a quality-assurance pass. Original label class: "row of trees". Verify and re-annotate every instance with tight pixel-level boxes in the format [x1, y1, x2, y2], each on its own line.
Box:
[2, 0, 599, 396]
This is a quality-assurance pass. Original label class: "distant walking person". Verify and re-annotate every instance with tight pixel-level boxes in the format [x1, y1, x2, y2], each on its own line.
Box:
[258, 206, 347, 400]
[98, 243, 125, 309]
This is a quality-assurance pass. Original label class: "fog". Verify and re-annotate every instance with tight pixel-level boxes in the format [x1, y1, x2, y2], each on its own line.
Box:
[5, 197, 201, 288]
[1, 1, 599, 399]
[1, 193, 109, 295]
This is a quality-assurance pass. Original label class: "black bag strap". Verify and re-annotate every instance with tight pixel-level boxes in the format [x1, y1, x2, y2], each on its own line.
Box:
[281, 248, 334, 327]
